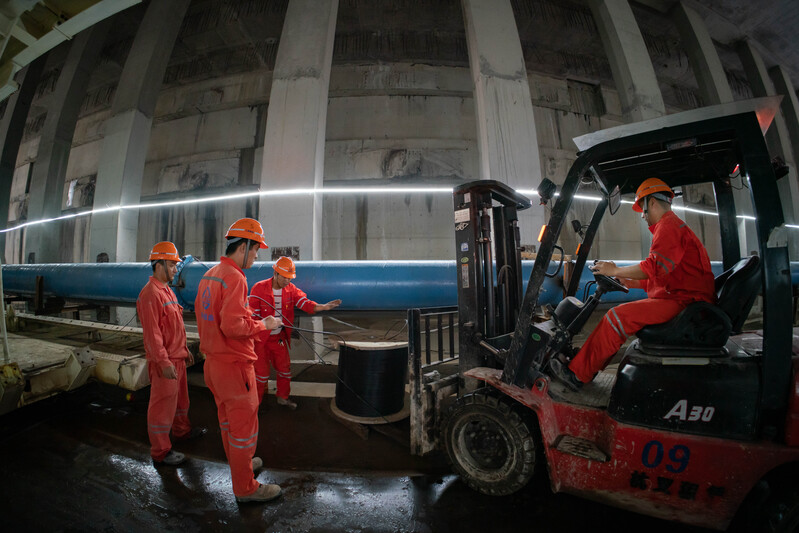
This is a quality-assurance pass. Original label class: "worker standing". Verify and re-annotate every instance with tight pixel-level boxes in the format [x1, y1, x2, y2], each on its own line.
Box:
[250, 256, 342, 409]
[137, 241, 206, 466]
[195, 218, 284, 503]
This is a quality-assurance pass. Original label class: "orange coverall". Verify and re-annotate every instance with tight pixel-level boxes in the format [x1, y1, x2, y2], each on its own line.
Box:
[569, 211, 716, 383]
[137, 276, 193, 461]
[249, 278, 318, 401]
[195, 256, 266, 497]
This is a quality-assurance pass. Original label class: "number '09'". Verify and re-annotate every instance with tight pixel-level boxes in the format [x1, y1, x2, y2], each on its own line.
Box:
[641, 441, 690, 474]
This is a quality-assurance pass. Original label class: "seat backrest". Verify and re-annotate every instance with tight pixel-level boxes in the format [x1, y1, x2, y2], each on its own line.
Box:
[715, 256, 761, 334]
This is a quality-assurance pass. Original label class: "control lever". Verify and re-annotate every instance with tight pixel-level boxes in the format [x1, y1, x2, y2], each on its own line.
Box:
[544, 303, 567, 331]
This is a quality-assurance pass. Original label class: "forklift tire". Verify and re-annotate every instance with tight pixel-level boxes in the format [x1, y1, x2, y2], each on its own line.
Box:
[733, 476, 799, 533]
[763, 488, 799, 533]
[442, 390, 536, 496]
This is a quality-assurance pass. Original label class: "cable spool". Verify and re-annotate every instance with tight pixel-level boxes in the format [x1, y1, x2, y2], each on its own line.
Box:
[332, 340, 409, 423]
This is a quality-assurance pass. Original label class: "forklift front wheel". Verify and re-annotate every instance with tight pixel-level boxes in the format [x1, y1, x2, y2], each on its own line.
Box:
[442, 390, 537, 496]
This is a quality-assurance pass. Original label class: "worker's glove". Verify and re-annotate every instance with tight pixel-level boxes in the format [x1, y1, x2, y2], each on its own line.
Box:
[262, 316, 283, 330]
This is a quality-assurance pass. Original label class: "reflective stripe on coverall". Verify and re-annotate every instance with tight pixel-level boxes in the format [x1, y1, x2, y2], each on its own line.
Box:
[568, 211, 715, 383]
[196, 256, 266, 497]
[250, 278, 317, 401]
[137, 276, 192, 461]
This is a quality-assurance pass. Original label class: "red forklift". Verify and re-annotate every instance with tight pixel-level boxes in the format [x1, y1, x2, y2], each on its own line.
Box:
[440, 97, 799, 531]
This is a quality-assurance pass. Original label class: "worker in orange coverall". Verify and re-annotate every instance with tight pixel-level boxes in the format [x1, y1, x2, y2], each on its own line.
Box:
[549, 178, 715, 391]
[249, 256, 342, 409]
[137, 241, 206, 466]
[195, 218, 284, 503]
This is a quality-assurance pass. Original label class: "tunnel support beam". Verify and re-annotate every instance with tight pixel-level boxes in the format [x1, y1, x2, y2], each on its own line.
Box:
[258, 0, 338, 261]
[588, 0, 665, 123]
[671, 1, 732, 106]
[738, 41, 799, 258]
[670, 1, 755, 258]
[24, 22, 111, 263]
[0, 59, 45, 261]
[769, 64, 799, 217]
[588, 0, 666, 257]
[89, 0, 191, 265]
[461, 0, 544, 236]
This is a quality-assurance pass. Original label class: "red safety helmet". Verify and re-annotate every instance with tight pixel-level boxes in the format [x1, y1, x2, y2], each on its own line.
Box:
[149, 241, 180, 261]
[225, 218, 268, 249]
[632, 178, 674, 212]
[273, 256, 296, 279]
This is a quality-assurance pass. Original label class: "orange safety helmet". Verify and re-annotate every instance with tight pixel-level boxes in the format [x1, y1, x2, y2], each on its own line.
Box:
[273, 256, 296, 279]
[225, 218, 268, 249]
[632, 178, 674, 212]
[149, 241, 180, 261]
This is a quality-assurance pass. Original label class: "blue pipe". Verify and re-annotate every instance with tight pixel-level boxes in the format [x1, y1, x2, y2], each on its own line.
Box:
[3, 260, 798, 312]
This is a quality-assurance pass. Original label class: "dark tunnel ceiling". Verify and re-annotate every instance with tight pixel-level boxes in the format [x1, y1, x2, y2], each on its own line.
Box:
[36, 0, 799, 116]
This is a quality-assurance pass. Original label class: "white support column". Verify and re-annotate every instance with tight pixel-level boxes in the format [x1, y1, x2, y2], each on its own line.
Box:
[769, 65, 799, 260]
[89, 0, 191, 264]
[588, 0, 665, 123]
[258, 0, 338, 261]
[671, 0, 755, 257]
[670, 1, 732, 106]
[588, 0, 666, 257]
[737, 40, 799, 234]
[0, 59, 44, 260]
[24, 22, 111, 263]
[770, 65, 799, 193]
[461, 0, 544, 240]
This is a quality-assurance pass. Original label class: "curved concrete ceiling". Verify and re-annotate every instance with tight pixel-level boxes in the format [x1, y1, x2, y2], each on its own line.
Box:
[640, 0, 799, 85]
[2, 0, 798, 105]
[0, 0, 141, 102]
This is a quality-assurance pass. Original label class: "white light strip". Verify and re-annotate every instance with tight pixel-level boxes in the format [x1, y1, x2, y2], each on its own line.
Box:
[0, 187, 452, 233]
[321, 187, 453, 194]
[135, 190, 262, 209]
[574, 194, 603, 202]
[2, 186, 798, 234]
[671, 205, 719, 217]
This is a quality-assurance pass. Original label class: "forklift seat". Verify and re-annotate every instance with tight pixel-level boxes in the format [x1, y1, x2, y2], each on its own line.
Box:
[634, 256, 761, 355]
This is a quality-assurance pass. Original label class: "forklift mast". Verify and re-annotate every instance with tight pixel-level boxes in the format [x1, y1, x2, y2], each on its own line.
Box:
[453, 181, 531, 387]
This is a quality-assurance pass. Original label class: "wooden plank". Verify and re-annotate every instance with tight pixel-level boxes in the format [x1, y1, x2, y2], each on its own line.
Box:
[320, 397, 369, 440]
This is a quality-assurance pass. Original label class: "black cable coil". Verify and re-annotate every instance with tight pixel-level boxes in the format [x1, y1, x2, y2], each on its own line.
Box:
[335, 343, 408, 418]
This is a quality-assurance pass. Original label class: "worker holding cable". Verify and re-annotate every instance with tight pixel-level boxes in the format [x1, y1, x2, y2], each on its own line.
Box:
[137, 241, 206, 467]
[195, 218, 284, 503]
[250, 256, 342, 409]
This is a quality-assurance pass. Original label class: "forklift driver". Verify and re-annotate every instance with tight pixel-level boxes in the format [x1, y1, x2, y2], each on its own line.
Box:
[549, 178, 716, 391]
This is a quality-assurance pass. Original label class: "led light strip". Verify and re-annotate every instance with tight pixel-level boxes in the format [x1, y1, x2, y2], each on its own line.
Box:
[1, 186, 796, 233]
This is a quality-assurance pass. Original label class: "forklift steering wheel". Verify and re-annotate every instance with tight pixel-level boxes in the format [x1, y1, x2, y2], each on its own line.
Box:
[593, 273, 629, 293]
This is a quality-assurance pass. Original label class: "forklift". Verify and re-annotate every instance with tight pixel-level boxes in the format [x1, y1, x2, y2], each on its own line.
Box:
[442, 97, 799, 531]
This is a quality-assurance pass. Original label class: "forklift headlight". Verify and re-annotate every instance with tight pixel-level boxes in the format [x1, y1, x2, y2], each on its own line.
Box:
[537, 178, 557, 205]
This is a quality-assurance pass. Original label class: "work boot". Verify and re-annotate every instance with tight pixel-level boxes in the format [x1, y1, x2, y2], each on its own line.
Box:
[155, 450, 186, 466]
[276, 397, 297, 410]
[173, 426, 207, 441]
[252, 457, 263, 471]
[236, 483, 282, 503]
[548, 358, 583, 392]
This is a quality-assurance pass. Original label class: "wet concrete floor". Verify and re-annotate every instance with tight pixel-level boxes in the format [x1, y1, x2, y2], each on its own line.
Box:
[0, 371, 715, 533]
